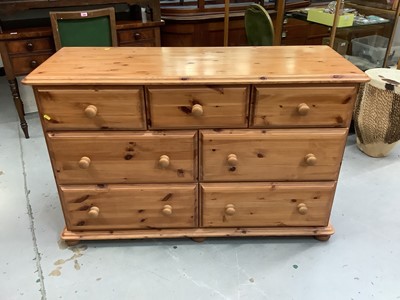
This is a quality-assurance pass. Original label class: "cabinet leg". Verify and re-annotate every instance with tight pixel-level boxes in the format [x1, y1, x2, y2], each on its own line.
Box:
[191, 237, 206, 243]
[8, 79, 29, 138]
[314, 235, 331, 242]
[65, 240, 80, 246]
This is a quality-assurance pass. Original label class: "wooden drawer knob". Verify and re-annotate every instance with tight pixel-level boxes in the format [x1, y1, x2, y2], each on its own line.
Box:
[88, 206, 100, 218]
[78, 156, 91, 169]
[26, 42, 34, 51]
[84, 105, 98, 118]
[305, 153, 317, 166]
[297, 103, 310, 115]
[191, 104, 203, 117]
[225, 204, 236, 216]
[159, 155, 170, 168]
[297, 203, 308, 215]
[30, 60, 38, 69]
[134, 32, 142, 40]
[227, 154, 238, 166]
[162, 205, 172, 216]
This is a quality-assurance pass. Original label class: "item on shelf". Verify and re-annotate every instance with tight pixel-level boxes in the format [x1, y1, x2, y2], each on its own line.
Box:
[354, 68, 400, 157]
[353, 14, 389, 25]
[351, 35, 400, 67]
[307, 8, 354, 27]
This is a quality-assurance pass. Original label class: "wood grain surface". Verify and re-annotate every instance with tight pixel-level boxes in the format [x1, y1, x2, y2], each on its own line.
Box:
[47, 131, 197, 184]
[201, 182, 336, 227]
[22, 46, 369, 85]
[61, 183, 197, 230]
[200, 128, 347, 181]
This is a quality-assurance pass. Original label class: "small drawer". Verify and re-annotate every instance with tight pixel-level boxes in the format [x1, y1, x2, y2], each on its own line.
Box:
[147, 86, 249, 129]
[11, 53, 52, 76]
[7, 38, 54, 54]
[251, 85, 357, 128]
[61, 183, 198, 230]
[48, 131, 197, 184]
[201, 182, 335, 227]
[200, 129, 347, 181]
[117, 28, 155, 43]
[37, 88, 145, 130]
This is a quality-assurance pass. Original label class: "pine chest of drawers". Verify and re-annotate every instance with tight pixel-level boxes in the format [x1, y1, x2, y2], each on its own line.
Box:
[23, 46, 369, 244]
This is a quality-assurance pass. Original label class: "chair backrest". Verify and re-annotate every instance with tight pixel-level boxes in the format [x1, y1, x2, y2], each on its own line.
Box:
[244, 4, 275, 46]
[50, 7, 118, 51]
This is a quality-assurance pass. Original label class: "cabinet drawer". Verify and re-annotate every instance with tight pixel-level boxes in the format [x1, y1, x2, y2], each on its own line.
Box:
[201, 182, 335, 227]
[37, 88, 145, 130]
[61, 184, 197, 230]
[118, 28, 155, 43]
[48, 131, 197, 184]
[147, 86, 249, 129]
[11, 53, 52, 76]
[7, 38, 54, 54]
[251, 86, 357, 128]
[200, 129, 347, 181]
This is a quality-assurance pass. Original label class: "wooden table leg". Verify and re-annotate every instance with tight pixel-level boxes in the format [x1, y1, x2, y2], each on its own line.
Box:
[8, 79, 29, 138]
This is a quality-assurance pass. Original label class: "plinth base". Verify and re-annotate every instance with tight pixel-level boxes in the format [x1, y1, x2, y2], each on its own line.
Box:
[61, 225, 334, 245]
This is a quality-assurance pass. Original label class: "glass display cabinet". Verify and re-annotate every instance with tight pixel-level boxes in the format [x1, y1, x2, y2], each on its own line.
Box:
[284, 0, 400, 69]
[338, 0, 400, 69]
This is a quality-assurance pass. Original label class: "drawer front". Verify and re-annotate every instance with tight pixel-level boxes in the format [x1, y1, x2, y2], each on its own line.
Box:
[201, 129, 347, 181]
[7, 38, 54, 54]
[61, 184, 197, 230]
[37, 88, 145, 130]
[119, 41, 155, 47]
[11, 53, 52, 76]
[48, 131, 197, 184]
[118, 28, 155, 43]
[201, 182, 336, 227]
[147, 86, 249, 129]
[282, 18, 309, 39]
[251, 86, 357, 128]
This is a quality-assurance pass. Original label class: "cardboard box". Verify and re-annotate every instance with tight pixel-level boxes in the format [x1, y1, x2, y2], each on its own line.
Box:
[307, 9, 354, 28]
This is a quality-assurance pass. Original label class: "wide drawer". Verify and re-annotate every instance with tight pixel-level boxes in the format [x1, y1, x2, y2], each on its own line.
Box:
[47, 131, 197, 184]
[118, 28, 155, 43]
[36, 88, 145, 130]
[147, 86, 249, 129]
[201, 182, 336, 227]
[11, 53, 52, 76]
[61, 184, 197, 230]
[200, 129, 347, 181]
[7, 38, 54, 54]
[251, 85, 357, 128]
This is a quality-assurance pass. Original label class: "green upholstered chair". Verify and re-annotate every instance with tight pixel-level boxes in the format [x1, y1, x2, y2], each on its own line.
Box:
[50, 7, 118, 51]
[244, 4, 275, 46]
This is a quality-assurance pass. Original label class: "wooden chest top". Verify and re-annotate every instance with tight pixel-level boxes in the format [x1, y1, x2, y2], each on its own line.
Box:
[22, 46, 369, 85]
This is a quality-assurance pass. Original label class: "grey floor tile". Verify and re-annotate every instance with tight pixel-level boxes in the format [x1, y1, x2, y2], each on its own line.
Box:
[0, 87, 42, 299]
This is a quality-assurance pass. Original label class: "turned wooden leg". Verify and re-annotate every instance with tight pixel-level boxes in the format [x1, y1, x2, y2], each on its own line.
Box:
[8, 79, 29, 138]
[65, 240, 80, 246]
[314, 235, 331, 242]
[191, 237, 206, 243]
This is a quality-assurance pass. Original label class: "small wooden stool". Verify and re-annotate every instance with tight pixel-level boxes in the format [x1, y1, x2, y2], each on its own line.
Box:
[354, 68, 400, 157]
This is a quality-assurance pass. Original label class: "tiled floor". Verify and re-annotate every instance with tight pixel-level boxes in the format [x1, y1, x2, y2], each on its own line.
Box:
[1, 75, 399, 300]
